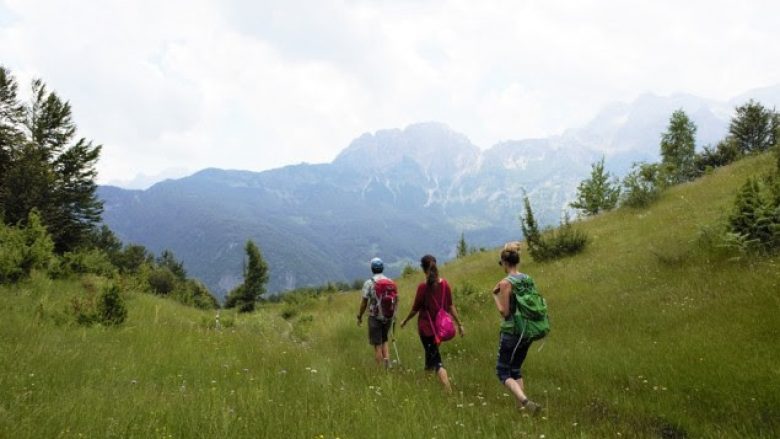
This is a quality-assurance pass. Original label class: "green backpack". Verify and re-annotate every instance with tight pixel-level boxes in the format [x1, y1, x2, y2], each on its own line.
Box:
[500, 274, 550, 341]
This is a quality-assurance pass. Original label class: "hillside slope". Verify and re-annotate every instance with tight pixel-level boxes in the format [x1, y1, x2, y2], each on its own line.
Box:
[2, 154, 778, 438]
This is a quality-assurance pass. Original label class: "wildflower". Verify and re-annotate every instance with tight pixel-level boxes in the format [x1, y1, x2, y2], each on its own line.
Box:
[131, 380, 138, 385]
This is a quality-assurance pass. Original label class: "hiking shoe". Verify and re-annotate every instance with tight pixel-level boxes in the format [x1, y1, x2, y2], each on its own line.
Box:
[521, 399, 542, 416]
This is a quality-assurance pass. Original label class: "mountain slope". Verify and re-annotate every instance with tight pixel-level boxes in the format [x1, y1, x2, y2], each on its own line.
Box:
[99, 87, 780, 296]
[3, 153, 778, 438]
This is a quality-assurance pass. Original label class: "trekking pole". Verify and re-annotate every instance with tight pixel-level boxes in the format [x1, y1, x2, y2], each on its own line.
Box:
[392, 319, 401, 365]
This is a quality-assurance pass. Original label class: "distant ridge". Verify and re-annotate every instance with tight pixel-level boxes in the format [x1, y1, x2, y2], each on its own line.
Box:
[99, 84, 780, 296]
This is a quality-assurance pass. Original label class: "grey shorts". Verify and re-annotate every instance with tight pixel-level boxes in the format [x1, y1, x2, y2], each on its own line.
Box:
[368, 316, 392, 346]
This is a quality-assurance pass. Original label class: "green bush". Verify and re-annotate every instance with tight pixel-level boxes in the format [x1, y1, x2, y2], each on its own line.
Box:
[97, 284, 127, 325]
[545, 213, 589, 258]
[727, 176, 780, 253]
[147, 267, 178, 295]
[522, 196, 588, 262]
[171, 279, 219, 310]
[621, 162, 662, 208]
[71, 282, 127, 326]
[0, 210, 54, 283]
[0, 222, 26, 282]
[52, 249, 117, 278]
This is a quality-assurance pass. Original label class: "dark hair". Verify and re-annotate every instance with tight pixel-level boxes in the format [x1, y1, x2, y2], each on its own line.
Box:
[500, 249, 520, 266]
[420, 254, 438, 287]
[371, 266, 383, 274]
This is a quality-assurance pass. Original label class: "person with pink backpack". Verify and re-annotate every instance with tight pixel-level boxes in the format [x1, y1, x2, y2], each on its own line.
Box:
[400, 254, 465, 392]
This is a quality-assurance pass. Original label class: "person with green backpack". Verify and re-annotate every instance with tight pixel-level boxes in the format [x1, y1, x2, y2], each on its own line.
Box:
[492, 242, 549, 415]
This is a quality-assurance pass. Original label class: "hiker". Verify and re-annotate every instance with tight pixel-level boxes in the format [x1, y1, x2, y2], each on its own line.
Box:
[492, 242, 543, 414]
[357, 257, 397, 368]
[400, 254, 464, 392]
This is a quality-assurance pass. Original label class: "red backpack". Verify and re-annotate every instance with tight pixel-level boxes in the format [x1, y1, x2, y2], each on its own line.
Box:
[373, 278, 398, 321]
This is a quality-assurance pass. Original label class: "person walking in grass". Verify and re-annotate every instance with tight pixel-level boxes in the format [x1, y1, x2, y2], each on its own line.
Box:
[400, 254, 464, 392]
[357, 257, 396, 369]
[492, 242, 543, 415]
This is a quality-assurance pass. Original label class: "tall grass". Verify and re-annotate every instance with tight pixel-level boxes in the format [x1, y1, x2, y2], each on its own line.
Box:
[1, 154, 778, 438]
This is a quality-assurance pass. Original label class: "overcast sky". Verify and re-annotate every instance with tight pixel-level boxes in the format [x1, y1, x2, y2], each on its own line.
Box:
[1, 0, 779, 187]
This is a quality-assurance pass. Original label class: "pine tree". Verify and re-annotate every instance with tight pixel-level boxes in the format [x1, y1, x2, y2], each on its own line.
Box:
[226, 240, 269, 312]
[728, 177, 774, 251]
[570, 156, 620, 216]
[457, 232, 468, 258]
[0, 67, 103, 252]
[520, 195, 547, 261]
[157, 249, 187, 281]
[0, 66, 25, 216]
[729, 100, 778, 155]
[660, 109, 697, 184]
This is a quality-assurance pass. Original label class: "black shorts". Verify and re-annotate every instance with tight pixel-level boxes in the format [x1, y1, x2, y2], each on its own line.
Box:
[420, 334, 443, 371]
[496, 332, 532, 382]
[368, 316, 392, 346]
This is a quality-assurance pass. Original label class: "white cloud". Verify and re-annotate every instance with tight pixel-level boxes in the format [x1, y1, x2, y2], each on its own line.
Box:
[1, 0, 778, 186]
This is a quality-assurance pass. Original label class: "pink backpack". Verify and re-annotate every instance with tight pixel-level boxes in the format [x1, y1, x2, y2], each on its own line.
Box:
[426, 280, 456, 345]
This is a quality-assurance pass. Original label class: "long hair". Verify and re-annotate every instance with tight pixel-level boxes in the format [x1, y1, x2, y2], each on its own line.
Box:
[420, 254, 438, 287]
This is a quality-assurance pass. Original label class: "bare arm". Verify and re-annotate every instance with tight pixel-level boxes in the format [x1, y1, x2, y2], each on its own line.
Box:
[493, 279, 512, 318]
[400, 307, 418, 328]
[357, 298, 368, 326]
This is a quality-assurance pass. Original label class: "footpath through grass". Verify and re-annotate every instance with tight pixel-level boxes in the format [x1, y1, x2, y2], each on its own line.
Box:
[1, 154, 779, 438]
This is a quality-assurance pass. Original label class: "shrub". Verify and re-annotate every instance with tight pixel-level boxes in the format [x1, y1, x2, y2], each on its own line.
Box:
[522, 197, 588, 262]
[172, 279, 219, 310]
[52, 249, 117, 278]
[0, 222, 26, 282]
[71, 283, 127, 326]
[727, 177, 780, 253]
[0, 210, 54, 283]
[621, 162, 662, 208]
[693, 139, 741, 174]
[97, 284, 127, 325]
[147, 267, 178, 295]
[401, 264, 417, 278]
[546, 213, 589, 258]
[280, 306, 298, 320]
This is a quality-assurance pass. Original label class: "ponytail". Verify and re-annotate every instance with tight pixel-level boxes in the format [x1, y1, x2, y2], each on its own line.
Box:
[420, 254, 438, 287]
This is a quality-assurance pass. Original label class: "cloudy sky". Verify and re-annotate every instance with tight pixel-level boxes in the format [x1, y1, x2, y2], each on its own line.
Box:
[1, 0, 778, 187]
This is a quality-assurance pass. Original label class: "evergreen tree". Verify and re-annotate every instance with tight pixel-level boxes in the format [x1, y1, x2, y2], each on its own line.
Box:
[570, 156, 620, 216]
[520, 195, 546, 261]
[0, 67, 25, 217]
[728, 177, 774, 251]
[660, 109, 697, 184]
[456, 232, 468, 258]
[225, 240, 269, 312]
[157, 249, 187, 281]
[0, 68, 103, 252]
[729, 100, 778, 155]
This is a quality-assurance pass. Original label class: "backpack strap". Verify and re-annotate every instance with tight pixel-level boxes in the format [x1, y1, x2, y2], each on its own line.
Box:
[429, 279, 446, 311]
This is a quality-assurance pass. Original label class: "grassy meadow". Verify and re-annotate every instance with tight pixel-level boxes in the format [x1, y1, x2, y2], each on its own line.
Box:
[1, 154, 779, 438]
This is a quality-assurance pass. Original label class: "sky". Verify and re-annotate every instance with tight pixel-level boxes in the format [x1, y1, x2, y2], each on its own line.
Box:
[1, 0, 779, 188]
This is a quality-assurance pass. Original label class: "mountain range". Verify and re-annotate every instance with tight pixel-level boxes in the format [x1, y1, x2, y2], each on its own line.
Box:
[98, 85, 780, 298]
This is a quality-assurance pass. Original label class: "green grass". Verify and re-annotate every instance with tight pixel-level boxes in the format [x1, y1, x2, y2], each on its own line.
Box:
[1, 154, 779, 438]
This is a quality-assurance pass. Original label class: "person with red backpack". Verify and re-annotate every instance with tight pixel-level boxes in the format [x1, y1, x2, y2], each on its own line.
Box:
[400, 254, 464, 392]
[357, 257, 398, 369]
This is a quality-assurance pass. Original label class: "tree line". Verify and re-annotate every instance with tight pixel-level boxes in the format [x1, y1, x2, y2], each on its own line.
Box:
[565, 99, 780, 253]
[0, 65, 247, 318]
